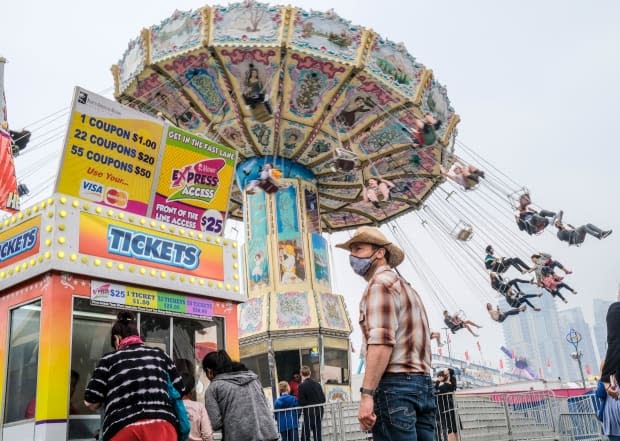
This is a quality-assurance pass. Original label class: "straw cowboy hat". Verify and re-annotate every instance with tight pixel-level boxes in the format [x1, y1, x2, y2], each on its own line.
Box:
[336, 226, 405, 268]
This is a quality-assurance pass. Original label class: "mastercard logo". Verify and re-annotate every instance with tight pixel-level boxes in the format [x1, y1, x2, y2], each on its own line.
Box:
[105, 188, 129, 209]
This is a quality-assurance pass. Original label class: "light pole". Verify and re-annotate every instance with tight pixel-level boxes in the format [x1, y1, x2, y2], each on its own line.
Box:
[442, 327, 453, 362]
[566, 328, 587, 388]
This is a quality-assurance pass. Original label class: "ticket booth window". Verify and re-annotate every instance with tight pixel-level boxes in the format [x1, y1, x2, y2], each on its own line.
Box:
[173, 317, 224, 404]
[242, 354, 271, 387]
[323, 348, 349, 384]
[140, 313, 171, 353]
[68, 297, 226, 439]
[3, 300, 42, 424]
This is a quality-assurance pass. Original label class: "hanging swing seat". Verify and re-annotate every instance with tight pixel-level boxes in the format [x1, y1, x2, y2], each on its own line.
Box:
[258, 178, 279, 194]
[248, 101, 272, 123]
[508, 187, 531, 210]
[330, 148, 357, 172]
[451, 221, 474, 241]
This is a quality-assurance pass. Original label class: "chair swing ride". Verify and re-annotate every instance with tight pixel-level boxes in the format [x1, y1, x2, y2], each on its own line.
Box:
[111, 2, 608, 362]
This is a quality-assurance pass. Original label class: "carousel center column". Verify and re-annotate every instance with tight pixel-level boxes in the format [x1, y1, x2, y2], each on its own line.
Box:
[236, 158, 353, 402]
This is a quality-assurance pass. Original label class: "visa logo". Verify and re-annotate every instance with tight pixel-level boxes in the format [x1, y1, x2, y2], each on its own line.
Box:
[80, 179, 104, 202]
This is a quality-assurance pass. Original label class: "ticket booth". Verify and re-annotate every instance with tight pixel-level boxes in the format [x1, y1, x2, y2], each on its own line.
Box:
[0, 195, 242, 441]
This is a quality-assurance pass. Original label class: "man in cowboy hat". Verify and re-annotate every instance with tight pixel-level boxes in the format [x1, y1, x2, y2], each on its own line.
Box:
[336, 226, 435, 441]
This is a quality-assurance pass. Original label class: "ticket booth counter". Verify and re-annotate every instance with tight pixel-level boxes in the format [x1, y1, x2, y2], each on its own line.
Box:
[0, 195, 243, 441]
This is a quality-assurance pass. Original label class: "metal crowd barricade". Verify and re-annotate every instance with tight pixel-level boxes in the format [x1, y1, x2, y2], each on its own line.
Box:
[272, 401, 371, 441]
[557, 413, 606, 441]
[266, 390, 605, 441]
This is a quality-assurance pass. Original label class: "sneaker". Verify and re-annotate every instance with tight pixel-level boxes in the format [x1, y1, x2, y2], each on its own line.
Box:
[572, 290, 578, 295]
[564, 269, 573, 275]
[600, 230, 613, 239]
[519, 305, 527, 312]
[563, 299, 569, 304]
[533, 307, 541, 312]
[472, 333, 480, 337]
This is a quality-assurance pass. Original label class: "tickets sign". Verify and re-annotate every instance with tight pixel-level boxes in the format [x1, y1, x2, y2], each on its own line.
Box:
[56, 87, 164, 215]
[91, 280, 214, 318]
[0, 216, 41, 267]
[79, 212, 223, 280]
[150, 126, 237, 233]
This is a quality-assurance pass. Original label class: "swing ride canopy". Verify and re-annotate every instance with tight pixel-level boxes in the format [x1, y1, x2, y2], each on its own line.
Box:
[113, 1, 460, 231]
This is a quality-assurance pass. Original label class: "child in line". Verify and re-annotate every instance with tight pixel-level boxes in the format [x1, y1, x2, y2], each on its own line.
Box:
[182, 373, 214, 441]
[274, 381, 301, 441]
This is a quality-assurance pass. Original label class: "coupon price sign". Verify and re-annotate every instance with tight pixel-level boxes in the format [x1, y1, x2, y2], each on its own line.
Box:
[55, 87, 164, 216]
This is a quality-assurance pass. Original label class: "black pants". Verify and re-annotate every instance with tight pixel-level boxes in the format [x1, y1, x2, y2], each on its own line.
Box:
[493, 257, 530, 273]
[509, 294, 539, 309]
[498, 309, 520, 322]
[570, 224, 604, 244]
[302, 408, 323, 441]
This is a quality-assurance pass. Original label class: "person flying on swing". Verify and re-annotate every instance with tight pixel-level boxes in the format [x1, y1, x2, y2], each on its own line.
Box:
[527, 252, 572, 286]
[440, 157, 485, 190]
[540, 271, 577, 303]
[246, 163, 282, 194]
[442, 310, 482, 337]
[484, 245, 531, 274]
[489, 272, 532, 297]
[487, 303, 525, 323]
[502, 290, 542, 312]
[363, 177, 395, 208]
[554, 214, 612, 246]
[515, 193, 558, 235]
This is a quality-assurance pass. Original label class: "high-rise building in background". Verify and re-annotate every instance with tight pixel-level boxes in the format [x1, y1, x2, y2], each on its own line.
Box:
[592, 298, 614, 363]
[501, 292, 573, 383]
[558, 308, 599, 379]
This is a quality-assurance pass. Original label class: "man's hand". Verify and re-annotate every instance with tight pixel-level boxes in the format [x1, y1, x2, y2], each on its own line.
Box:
[358, 395, 376, 431]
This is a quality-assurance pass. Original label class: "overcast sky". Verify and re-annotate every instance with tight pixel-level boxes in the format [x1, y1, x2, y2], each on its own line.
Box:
[2, 0, 619, 369]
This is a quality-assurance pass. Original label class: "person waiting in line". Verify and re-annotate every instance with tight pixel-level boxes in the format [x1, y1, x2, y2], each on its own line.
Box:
[298, 366, 325, 441]
[443, 310, 482, 337]
[84, 311, 184, 441]
[489, 272, 532, 297]
[487, 303, 525, 323]
[600, 368, 620, 441]
[601, 289, 620, 401]
[182, 372, 214, 441]
[515, 193, 558, 235]
[435, 368, 458, 441]
[484, 245, 530, 274]
[441, 159, 485, 190]
[540, 272, 577, 304]
[554, 217, 612, 246]
[288, 371, 301, 399]
[274, 381, 301, 441]
[203, 350, 278, 441]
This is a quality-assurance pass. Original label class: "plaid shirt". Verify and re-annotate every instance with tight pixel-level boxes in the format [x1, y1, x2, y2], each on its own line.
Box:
[359, 265, 431, 374]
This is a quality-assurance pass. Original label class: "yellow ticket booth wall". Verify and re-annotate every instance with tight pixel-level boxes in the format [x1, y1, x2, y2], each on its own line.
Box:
[0, 195, 242, 441]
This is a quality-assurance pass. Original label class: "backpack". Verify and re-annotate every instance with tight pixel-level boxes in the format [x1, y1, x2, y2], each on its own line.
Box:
[166, 373, 191, 441]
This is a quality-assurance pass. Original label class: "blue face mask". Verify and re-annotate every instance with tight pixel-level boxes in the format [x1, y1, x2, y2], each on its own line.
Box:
[349, 250, 377, 276]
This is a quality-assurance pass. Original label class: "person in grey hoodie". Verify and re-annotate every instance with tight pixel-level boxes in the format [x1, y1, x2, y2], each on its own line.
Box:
[202, 350, 278, 441]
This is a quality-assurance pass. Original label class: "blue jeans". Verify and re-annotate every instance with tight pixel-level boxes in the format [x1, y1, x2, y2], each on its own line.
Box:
[372, 373, 436, 441]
